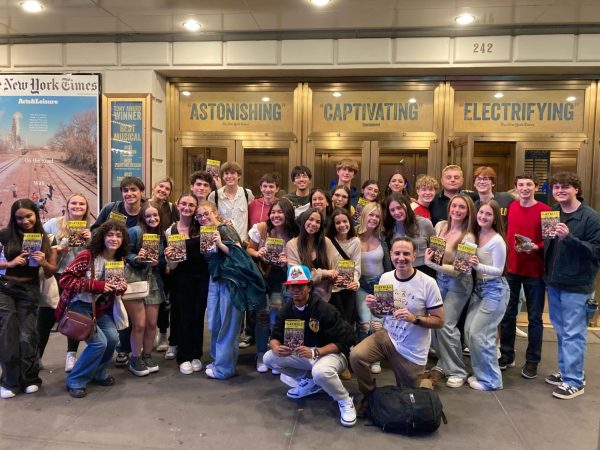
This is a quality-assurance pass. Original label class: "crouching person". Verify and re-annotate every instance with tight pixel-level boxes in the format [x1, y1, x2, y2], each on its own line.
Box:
[350, 237, 444, 417]
[264, 265, 357, 427]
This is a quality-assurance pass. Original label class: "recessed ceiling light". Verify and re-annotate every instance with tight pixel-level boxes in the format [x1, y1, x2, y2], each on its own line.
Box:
[182, 19, 201, 32]
[332, 92, 341, 98]
[408, 98, 417, 104]
[566, 96, 576, 102]
[494, 92, 504, 99]
[455, 14, 475, 25]
[20, 1, 44, 13]
[181, 91, 191, 96]
[261, 96, 270, 102]
[309, 0, 331, 6]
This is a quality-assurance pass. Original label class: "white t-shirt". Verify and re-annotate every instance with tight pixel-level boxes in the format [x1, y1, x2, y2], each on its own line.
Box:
[208, 186, 254, 241]
[380, 269, 443, 366]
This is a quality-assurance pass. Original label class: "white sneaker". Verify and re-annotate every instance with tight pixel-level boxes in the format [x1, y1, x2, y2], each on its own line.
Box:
[156, 333, 169, 352]
[280, 373, 299, 387]
[370, 362, 382, 374]
[286, 378, 322, 399]
[515, 327, 528, 338]
[179, 361, 193, 375]
[165, 345, 177, 360]
[1, 387, 16, 399]
[205, 367, 217, 379]
[446, 375, 466, 388]
[65, 351, 77, 372]
[271, 369, 281, 375]
[468, 378, 490, 391]
[256, 353, 268, 373]
[24, 385, 39, 394]
[191, 359, 203, 372]
[206, 362, 215, 371]
[338, 397, 357, 427]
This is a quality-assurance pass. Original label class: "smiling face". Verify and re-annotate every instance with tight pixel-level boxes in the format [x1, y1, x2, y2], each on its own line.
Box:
[362, 183, 380, 202]
[337, 166, 355, 185]
[474, 175, 494, 195]
[195, 205, 219, 226]
[476, 204, 495, 230]
[515, 178, 537, 202]
[15, 207, 36, 231]
[311, 191, 328, 212]
[260, 182, 279, 202]
[67, 195, 88, 220]
[441, 170, 463, 194]
[304, 212, 322, 235]
[269, 203, 285, 227]
[121, 184, 143, 206]
[391, 240, 416, 277]
[365, 208, 381, 230]
[388, 174, 406, 193]
[153, 181, 172, 201]
[293, 172, 311, 191]
[388, 200, 406, 223]
[177, 195, 198, 218]
[144, 206, 161, 229]
[416, 186, 436, 206]
[104, 229, 123, 252]
[222, 170, 240, 187]
[333, 213, 351, 238]
[552, 183, 578, 205]
[449, 197, 468, 223]
[331, 188, 349, 208]
[191, 179, 212, 200]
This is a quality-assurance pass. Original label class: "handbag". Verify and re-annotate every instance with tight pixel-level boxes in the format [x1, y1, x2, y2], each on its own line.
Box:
[122, 280, 149, 301]
[39, 268, 60, 308]
[112, 295, 129, 330]
[57, 260, 97, 341]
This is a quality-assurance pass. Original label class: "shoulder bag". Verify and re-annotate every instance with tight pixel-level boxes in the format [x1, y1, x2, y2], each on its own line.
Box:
[57, 262, 97, 341]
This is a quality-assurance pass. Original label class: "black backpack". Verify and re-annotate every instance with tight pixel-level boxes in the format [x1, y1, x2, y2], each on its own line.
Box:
[368, 386, 447, 435]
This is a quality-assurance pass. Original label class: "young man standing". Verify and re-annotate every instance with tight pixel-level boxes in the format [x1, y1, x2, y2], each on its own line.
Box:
[499, 174, 550, 379]
[543, 172, 600, 399]
[472, 166, 515, 228]
[189, 171, 215, 202]
[248, 173, 280, 228]
[285, 165, 312, 211]
[330, 158, 360, 206]
[411, 175, 439, 219]
[208, 162, 254, 241]
[264, 265, 357, 427]
[429, 165, 466, 226]
[350, 237, 444, 416]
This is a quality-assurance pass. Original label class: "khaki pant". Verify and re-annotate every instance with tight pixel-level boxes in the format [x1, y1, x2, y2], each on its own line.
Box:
[350, 329, 424, 395]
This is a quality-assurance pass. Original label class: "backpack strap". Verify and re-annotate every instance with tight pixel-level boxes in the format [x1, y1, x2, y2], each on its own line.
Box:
[331, 237, 350, 260]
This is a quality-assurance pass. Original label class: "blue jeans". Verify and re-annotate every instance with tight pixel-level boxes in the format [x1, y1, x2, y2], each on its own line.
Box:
[66, 301, 118, 389]
[207, 278, 243, 379]
[356, 276, 383, 341]
[465, 278, 509, 389]
[547, 287, 589, 388]
[433, 272, 473, 378]
[500, 273, 545, 364]
[255, 289, 285, 356]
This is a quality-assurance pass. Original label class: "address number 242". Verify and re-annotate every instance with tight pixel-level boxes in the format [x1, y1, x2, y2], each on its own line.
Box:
[473, 42, 494, 53]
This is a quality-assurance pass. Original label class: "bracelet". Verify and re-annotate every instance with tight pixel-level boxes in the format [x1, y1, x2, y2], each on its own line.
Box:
[312, 347, 320, 360]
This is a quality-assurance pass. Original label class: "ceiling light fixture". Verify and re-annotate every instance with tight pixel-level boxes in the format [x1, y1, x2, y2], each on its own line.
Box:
[261, 96, 270, 102]
[20, 1, 44, 13]
[455, 14, 475, 25]
[566, 96, 576, 102]
[309, 0, 331, 7]
[494, 92, 504, 99]
[181, 91, 191, 97]
[408, 98, 417, 104]
[182, 19, 201, 32]
[332, 92, 341, 98]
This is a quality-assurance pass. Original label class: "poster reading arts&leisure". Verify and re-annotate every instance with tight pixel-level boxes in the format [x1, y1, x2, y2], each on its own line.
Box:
[0, 74, 100, 229]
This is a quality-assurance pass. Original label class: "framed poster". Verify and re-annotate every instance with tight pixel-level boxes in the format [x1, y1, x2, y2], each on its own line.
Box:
[0, 73, 100, 228]
[102, 94, 151, 203]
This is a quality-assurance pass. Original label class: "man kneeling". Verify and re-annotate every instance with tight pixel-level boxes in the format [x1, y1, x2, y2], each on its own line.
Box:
[350, 237, 445, 416]
[264, 265, 357, 427]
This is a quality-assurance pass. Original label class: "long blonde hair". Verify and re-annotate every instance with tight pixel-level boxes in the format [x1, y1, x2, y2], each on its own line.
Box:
[57, 193, 90, 240]
[357, 202, 382, 236]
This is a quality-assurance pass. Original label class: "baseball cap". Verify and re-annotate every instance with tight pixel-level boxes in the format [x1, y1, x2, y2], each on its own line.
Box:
[284, 265, 312, 285]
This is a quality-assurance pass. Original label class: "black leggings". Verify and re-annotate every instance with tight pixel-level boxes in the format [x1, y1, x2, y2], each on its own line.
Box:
[329, 289, 357, 325]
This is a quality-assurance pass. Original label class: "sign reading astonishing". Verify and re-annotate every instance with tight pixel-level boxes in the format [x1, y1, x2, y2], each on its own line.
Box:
[453, 90, 585, 133]
[110, 101, 144, 201]
[0, 73, 100, 228]
[180, 91, 294, 133]
[311, 90, 435, 133]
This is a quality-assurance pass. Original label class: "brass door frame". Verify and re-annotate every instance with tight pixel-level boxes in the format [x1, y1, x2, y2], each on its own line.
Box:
[372, 139, 437, 181]
[236, 139, 298, 192]
[306, 139, 372, 186]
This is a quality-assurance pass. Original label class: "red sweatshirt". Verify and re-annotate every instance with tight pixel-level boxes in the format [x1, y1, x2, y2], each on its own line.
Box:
[248, 198, 273, 229]
[506, 201, 551, 278]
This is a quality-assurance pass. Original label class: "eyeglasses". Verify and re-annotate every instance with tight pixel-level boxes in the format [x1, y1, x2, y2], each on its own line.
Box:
[195, 211, 211, 220]
[475, 177, 491, 182]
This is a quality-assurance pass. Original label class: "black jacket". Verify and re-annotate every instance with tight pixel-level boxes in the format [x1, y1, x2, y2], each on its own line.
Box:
[544, 203, 600, 294]
[271, 293, 355, 356]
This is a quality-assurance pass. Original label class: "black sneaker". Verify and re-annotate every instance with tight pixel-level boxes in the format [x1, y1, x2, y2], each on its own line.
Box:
[115, 352, 130, 368]
[552, 383, 584, 400]
[498, 356, 515, 371]
[521, 362, 538, 379]
[238, 335, 255, 349]
[142, 353, 159, 373]
[128, 356, 150, 377]
[544, 371, 563, 386]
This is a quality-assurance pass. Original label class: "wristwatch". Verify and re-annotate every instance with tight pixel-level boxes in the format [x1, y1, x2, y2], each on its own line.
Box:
[414, 315, 422, 326]
[312, 348, 320, 360]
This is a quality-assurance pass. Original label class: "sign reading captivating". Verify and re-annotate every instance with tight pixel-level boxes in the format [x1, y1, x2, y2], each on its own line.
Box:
[453, 90, 585, 133]
[312, 91, 435, 133]
[110, 101, 144, 201]
[0, 73, 100, 228]
[180, 92, 294, 133]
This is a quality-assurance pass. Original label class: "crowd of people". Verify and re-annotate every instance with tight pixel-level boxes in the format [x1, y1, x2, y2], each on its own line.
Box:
[0, 157, 599, 429]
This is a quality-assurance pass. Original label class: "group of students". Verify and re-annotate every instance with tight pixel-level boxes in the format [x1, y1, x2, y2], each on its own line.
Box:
[0, 158, 598, 421]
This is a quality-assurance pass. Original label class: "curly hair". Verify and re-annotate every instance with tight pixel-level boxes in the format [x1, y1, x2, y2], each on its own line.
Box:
[87, 221, 130, 260]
